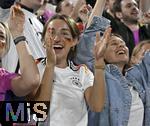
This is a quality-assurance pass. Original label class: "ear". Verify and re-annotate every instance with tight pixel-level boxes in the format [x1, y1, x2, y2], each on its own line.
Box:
[115, 12, 123, 20]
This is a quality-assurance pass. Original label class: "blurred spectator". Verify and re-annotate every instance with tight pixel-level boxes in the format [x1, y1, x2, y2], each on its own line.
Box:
[2, 0, 46, 75]
[36, 0, 56, 24]
[112, 0, 150, 56]
[55, 0, 74, 16]
[129, 39, 150, 66]
[55, 0, 91, 33]
[102, 0, 119, 33]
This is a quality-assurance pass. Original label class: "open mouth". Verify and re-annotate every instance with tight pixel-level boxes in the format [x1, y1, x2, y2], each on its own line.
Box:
[131, 11, 139, 16]
[116, 50, 126, 55]
[53, 44, 64, 50]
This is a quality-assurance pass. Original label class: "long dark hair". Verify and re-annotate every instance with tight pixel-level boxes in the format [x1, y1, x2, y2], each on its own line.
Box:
[42, 14, 80, 63]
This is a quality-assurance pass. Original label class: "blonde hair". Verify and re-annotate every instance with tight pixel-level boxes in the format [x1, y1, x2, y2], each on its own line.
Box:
[0, 22, 11, 56]
[129, 40, 150, 67]
[131, 40, 150, 57]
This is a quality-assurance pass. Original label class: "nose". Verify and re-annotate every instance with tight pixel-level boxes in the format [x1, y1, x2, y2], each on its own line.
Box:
[132, 5, 139, 11]
[118, 42, 125, 48]
[53, 34, 61, 42]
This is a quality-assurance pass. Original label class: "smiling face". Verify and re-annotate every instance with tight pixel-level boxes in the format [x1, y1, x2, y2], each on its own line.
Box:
[0, 23, 7, 58]
[104, 35, 129, 66]
[120, 0, 139, 23]
[44, 18, 78, 63]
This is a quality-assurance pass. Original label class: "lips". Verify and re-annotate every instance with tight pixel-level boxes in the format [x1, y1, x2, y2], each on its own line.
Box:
[131, 10, 139, 15]
[116, 49, 126, 55]
[53, 44, 64, 50]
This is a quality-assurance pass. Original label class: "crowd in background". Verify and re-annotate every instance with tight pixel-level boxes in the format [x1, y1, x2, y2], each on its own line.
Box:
[0, 0, 150, 126]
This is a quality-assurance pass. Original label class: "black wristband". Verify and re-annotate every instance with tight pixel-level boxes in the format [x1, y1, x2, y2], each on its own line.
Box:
[14, 36, 26, 45]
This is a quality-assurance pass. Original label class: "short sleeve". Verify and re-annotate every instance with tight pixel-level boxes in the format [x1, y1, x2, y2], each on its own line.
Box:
[79, 65, 94, 91]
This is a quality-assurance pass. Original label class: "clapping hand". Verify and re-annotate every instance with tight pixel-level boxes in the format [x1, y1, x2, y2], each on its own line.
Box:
[44, 34, 56, 66]
[139, 10, 150, 24]
[8, 4, 25, 38]
[94, 27, 112, 63]
[78, 4, 92, 24]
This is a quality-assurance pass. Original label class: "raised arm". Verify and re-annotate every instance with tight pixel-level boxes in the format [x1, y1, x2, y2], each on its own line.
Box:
[70, 0, 86, 20]
[86, 0, 106, 28]
[8, 5, 40, 96]
[85, 27, 111, 112]
[32, 35, 56, 101]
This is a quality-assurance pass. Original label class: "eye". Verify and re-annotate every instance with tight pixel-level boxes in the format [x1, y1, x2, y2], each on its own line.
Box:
[134, 3, 138, 8]
[65, 3, 70, 7]
[61, 31, 70, 36]
[61, 31, 72, 40]
[48, 28, 55, 37]
[111, 42, 118, 46]
[126, 3, 132, 8]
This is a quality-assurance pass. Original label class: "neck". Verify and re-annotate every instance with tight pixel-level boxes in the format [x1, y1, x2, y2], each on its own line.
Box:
[123, 20, 139, 31]
[114, 62, 125, 73]
[56, 59, 68, 68]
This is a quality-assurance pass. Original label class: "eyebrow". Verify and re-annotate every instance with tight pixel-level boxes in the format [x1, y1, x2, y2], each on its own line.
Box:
[110, 39, 125, 44]
[61, 28, 70, 32]
[48, 27, 70, 31]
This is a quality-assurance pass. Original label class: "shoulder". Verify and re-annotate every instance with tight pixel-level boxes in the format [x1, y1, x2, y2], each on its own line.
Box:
[71, 63, 92, 74]
[0, 68, 18, 79]
[0, 68, 9, 76]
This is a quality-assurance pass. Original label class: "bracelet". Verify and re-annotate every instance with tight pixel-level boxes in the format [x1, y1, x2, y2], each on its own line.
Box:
[95, 65, 105, 70]
[14, 36, 26, 45]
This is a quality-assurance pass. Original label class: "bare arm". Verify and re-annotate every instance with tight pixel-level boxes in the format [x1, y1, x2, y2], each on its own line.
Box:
[70, 0, 86, 20]
[86, 0, 106, 28]
[85, 28, 111, 112]
[32, 35, 56, 101]
[32, 64, 54, 101]
[8, 6, 40, 96]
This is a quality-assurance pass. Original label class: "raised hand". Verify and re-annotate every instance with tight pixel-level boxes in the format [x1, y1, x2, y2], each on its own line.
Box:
[139, 10, 150, 24]
[44, 34, 56, 66]
[7, 5, 25, 38]
[94, 27, 112, 62]
[78, 4, 92, 24]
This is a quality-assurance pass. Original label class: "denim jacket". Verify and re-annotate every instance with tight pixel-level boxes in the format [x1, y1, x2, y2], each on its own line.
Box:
[75, 16, 110, 72]
[88, 52, 150, 126]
